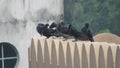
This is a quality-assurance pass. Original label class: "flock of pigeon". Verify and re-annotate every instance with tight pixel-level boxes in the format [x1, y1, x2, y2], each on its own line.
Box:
[36, 22, 94, 42]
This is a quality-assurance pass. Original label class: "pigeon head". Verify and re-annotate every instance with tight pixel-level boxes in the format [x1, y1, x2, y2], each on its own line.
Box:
[50, 22, 57, 28]
[68, 24, 72, 29]
[85, 23, 89, 28]
[45, 24, 49, 28]
[61, 21, 65, 25]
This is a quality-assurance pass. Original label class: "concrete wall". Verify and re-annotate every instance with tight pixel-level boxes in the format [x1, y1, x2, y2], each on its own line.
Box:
[0, 0, 63, 68]
[29, 38, 120, 68]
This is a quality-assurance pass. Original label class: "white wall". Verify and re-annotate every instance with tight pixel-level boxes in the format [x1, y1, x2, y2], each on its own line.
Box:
[0, 0, 63, 68]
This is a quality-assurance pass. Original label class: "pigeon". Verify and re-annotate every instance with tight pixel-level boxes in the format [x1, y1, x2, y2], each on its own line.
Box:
[49, 22, 59, 36]
[57, 22, 71, 35]
[68, 24, 83, 41]
[49, 22, 82, 41]
[43, 24, 53, 38]
[57, 22, 73, 39]
[49, 22, 58, 29]
[49, 22, 70, 39]
[81, 23, 94, 42]
[37, 23, 52, 38]
[36, 22, 94, 42]
[36, 23, 45, 36]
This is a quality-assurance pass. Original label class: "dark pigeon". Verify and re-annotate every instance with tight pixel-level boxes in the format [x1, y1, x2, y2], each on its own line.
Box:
[49, 22, 82, 41]
[49, 22, 59, 36]
[36, 23, 45, 36]
[36, 22, 94, 42]
[68, 24, 82, 41]
[49, 22, 58, 29]
[36, 23, 52, 38]
[57, 22, 71, 35]
[81, 23, 94, 42]
[49, 22, 70, 39]
[42, 24, 52, 38]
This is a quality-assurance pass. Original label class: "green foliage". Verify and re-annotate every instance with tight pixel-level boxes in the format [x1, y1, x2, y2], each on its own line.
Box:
[64, 0, 120, 36]
[99, 29, 111, 33]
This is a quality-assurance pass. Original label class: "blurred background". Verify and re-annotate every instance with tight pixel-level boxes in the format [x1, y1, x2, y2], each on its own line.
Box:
[64, 0, 120, 36]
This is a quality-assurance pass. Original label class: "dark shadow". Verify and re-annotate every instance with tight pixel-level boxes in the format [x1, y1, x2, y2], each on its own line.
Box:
[44, 39, 50, 68]
[107, 46, 114, 68]
[59, 42, 65, 68]
[66, 42, 72, 68]
[90, 44, 97, 68]
[74, 43, 80, 68]
[37, 39, 43, 68]
[115, 46, 120, 68]
[51, 40, 57, 68]
[31, 39, 37, 68]
[98, 45, 105, 68]
[82, 44, 88, 68]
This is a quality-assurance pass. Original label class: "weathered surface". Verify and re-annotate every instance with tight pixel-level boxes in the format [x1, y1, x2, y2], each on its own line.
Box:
[29, 38, 120, 68]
